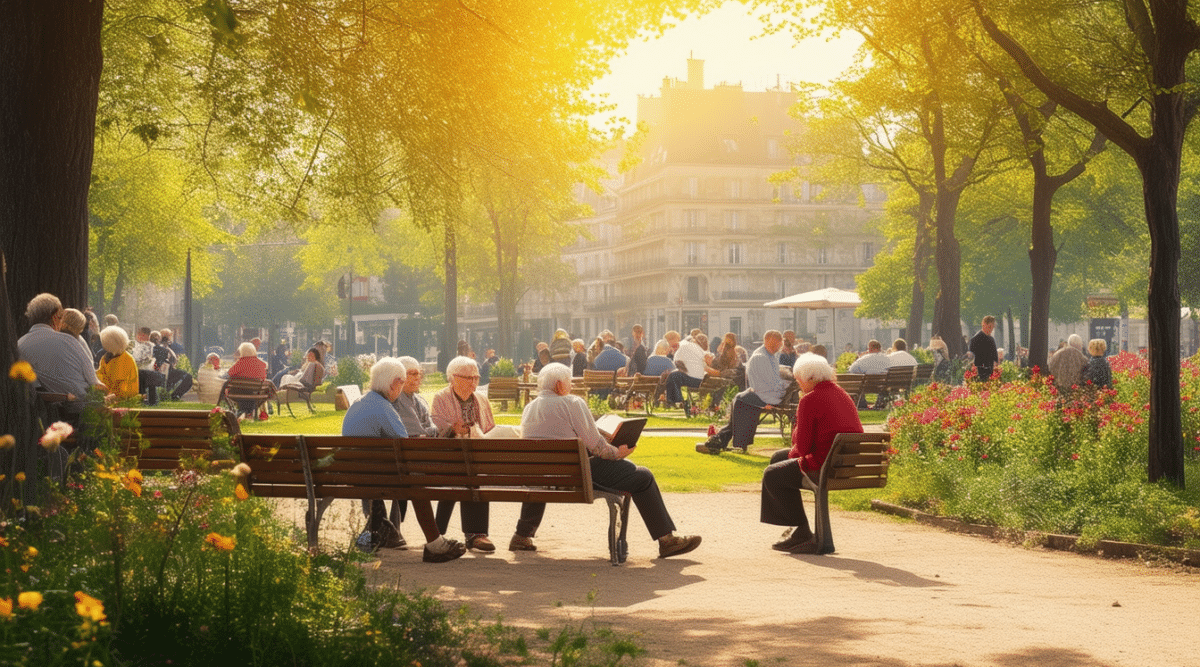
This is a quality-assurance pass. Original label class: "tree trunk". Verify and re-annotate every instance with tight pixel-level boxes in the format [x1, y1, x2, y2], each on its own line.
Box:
[1026, 177, 1056, 372]
[0, 1, 104, 334]
[931, 187, 964, 357]
[1139, 150, 1184, 486]
[439, 222, 458, 372]
[906, 191, 934, 347]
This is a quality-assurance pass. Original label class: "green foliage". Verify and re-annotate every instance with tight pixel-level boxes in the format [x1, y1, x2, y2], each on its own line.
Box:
[587, 394, 612, 417]
[835, 351, 857, 373]
[331, 355, 368, 389]
[490, 358, 517, 378]
[175, 354, 194, 376]
[884, 353, 1200, 546]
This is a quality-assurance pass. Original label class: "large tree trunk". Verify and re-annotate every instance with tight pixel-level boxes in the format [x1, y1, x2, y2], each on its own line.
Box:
[1140, 149, 1184, 486]
[0, 1, 104, 334]
[906, 191, 934, 347]
[931, 187, 964, 357]
[1027, 180, 1056, 371]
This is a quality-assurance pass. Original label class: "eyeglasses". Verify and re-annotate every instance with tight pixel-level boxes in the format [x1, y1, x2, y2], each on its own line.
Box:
[454, 374, 480, 382]
[406, 370, 423, 377]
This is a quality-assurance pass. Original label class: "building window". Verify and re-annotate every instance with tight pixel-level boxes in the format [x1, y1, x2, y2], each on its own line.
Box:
[722, 138, 738, 153]
[778, 243, 787, 264]
[863, 242, 875, 267]
[684, 209, 702, 228]
[726, 179, 742, 198]
[767, 138, 780, 159]
[729, 317, 742, 338]
[687, 177, 699, 198]
[686, 242, 701, 265]
[725, 210, 741, 230]
[687, 276, 701, 302]
[728, 243, 744, 265]
[817, 247, 828, 265]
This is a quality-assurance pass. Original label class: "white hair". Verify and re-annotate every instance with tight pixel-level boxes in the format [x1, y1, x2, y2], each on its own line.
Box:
[100, 325, 129, 355]
[237, 342, 257, 358]
[445, 355, 477, 378]
[538, 363, 572, 392]
[369, 357, 407, 393]
[793, 356, 835, 384]
[396, 356, 421, 373]
[1067, 334, 1083, 349]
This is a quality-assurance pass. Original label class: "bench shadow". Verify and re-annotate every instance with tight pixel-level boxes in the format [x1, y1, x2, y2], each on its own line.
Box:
[791, 555, 947, 588]
[370, 552, 704, 612]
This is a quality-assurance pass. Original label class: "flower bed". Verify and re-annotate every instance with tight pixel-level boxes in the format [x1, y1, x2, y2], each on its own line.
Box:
[884, 353, 1200, 549]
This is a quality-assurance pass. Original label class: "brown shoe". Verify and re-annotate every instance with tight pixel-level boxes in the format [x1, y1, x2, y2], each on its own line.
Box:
[465, 533, 496, 553]
[658, 533, 702, 558]
[509, 534, 537, 552]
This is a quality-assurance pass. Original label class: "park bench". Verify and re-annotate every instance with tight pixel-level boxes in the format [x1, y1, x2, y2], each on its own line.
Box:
[913, 363, 934, 387]
[835, 373, 867, 408]
[880, 365, 918, 407]
[582, 369, 618, 399]
[684, 375, 731, 415]
[220, 377, 278, 418]
[801, 432, 891, 554]
[236, 433, 634, 565]
[610, 374, 664, 415]
[112, 408, 237, 471]
[858, 373, 888, 409]
[278, 363, 326, 417]
[486, 376, 521, 411]
[759, 380, 802, 439]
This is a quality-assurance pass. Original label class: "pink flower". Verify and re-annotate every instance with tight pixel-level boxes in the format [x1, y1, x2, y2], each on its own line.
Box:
[1071, 453, 1079, 460]
[39, 421, 73, 452]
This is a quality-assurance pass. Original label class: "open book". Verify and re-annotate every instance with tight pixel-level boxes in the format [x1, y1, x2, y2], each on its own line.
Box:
[594, 414, 648, 449]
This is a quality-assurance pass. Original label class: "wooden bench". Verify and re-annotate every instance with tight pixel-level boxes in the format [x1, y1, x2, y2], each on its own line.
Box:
[684, 375, 731, 414]
[486, 376, 521, 411]
[913, 363, 934, 387]
[880, 365, 918, 407]
[113, 408, 238, 471]
[835, 373, 866, 408]
[760, 380, 801, 439]
[236, 433, 634, 565]
[278, 363, 326, 417]
[582, 369, 618, 399]
[610, 374, 663, 415]
[220, 377, 279, 417]
[801, 432, 891, 554]
[859, 374, 888, 409]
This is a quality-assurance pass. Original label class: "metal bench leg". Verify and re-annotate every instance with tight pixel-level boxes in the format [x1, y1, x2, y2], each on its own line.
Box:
[305, 496, 335, 553]
[596, 490, 630, 565]
[811, 482, 834, 555]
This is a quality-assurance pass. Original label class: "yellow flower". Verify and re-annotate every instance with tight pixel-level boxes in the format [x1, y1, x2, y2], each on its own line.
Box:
[0, 435, 14, 450]
[0, 597, 11, 619]
[125, 469, 143, 483]
[17, 591, 42, 611]
[74, 592, 106, 622]
[0, 536, 7, 547]
[122, 478, 142, 498]
[234, 484, 249, 501]
[8, 361, 36, 383]
[15, 472, 25, 483]
[205, 532, 236, 551]
[25, 546, 37, 558]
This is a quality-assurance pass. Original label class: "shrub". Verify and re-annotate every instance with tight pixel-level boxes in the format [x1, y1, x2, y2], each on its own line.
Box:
[885, 354, 1200, 547]
[835, 352, 857, 374]
[331, 355, 368, 388]
[490, 358, 517, 378]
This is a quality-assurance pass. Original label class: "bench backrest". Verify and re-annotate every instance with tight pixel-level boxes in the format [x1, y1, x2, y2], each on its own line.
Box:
[238, 432, 310, 499]
[238, 434, 594, 505]
[835, 374, 865, 404]
[884, 365, 917, 391]
[818, 432, 891, 491]
[487, 376, 520, 401]
[115, 408, 223, 470]
[913, 363, 934, 385]
[582, 369, 617, 391]
[696, 375, 730, 397]
[223, 377, 277, 402]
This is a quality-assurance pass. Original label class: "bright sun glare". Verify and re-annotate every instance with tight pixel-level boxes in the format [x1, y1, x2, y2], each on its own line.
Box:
[590, 2, 862, 132]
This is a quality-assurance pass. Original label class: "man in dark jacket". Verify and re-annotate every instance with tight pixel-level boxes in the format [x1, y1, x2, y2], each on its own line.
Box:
[968, 315, 998, 381]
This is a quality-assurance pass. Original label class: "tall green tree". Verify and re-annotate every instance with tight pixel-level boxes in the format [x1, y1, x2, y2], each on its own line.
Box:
[974, 0, 1197, 485]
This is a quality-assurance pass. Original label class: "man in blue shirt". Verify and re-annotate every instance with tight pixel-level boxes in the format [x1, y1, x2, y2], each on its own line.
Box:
[696, 330, 787, 454]
[343, 357, 465, 562]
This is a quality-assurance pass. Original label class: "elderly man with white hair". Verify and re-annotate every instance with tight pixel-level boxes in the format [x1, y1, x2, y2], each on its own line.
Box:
[1047, 334, 1088, 393]
[17, 293, 106, 424]
[761, 356, 863, 555]
[342, 357, 466, 562]
[510, 363, 702, 558]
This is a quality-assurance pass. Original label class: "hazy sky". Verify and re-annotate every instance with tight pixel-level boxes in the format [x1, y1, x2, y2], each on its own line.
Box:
[589, 2, 862, 131]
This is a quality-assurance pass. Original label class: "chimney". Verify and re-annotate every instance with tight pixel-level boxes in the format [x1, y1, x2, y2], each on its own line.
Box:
[687, 52, 704, 90]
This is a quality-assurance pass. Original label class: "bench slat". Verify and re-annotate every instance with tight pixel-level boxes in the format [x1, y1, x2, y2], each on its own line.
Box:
[826, 477, 888, 491]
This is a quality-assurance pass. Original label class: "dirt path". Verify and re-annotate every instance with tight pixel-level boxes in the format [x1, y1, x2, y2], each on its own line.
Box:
[276, 491, 1197, 667]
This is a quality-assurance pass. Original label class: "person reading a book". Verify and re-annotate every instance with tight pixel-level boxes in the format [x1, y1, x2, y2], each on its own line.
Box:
[695, 330, 788, 454]
[508, 364, 702, 558]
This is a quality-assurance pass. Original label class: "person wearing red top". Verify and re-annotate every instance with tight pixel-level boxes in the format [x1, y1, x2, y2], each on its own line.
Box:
[761, 355, 863, 554]
[227, 342, 268, 418]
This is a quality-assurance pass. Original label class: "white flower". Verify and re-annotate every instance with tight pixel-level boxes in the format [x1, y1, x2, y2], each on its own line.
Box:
[39, 421, 74, 451]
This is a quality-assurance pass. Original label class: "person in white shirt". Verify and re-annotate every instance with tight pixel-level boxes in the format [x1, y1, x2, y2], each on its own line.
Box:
[848, 340, 891, 376]
[886, 338, 919, 367]
[662, 333, 717, 406]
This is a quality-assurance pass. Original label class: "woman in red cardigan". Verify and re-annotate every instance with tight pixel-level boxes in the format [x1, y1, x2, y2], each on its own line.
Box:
[761, 354, 863, 554]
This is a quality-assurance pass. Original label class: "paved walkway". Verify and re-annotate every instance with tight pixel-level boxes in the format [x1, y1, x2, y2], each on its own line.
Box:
[281, 489, 1197, 667]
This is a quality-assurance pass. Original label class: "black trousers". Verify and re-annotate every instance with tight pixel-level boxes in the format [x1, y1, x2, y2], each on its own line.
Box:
[517, 457, 676, 541]
[435, 500, 490, 535]
[760, 448, 813, 537]
[711, 389, 769, 450]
